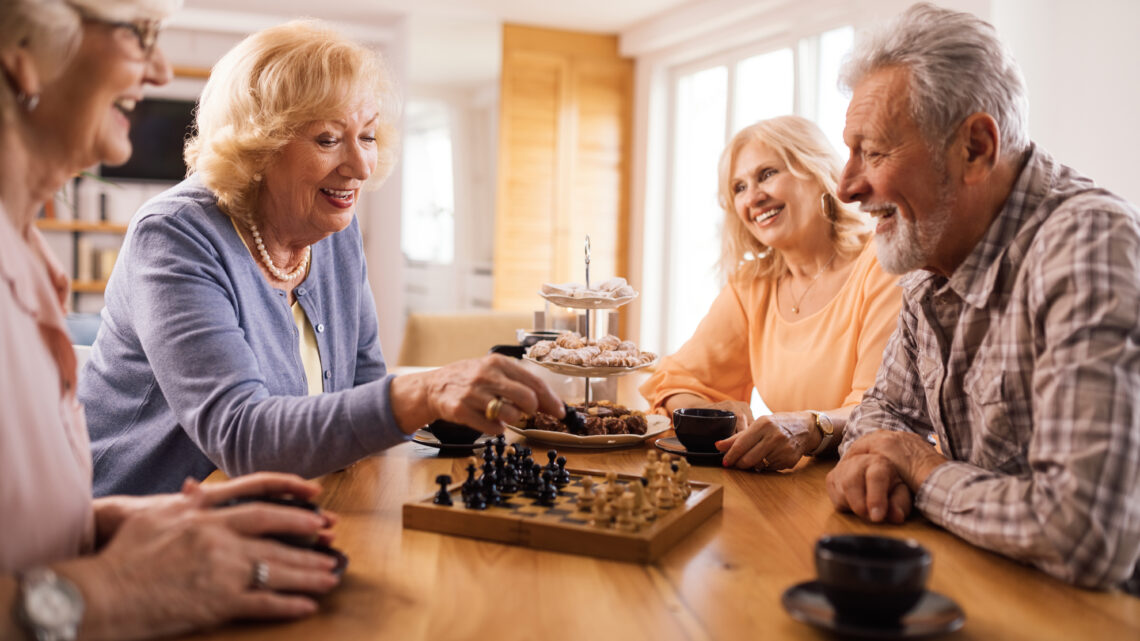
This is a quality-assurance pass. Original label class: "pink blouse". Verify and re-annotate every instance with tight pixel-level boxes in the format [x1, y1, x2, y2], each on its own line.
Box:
[0, 207, 94, 572]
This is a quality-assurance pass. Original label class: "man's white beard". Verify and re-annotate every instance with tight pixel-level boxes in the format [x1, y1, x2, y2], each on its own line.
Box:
[875, 178, 954, 275]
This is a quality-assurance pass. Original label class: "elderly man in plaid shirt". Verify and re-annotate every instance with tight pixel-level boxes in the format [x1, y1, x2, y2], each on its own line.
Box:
[827, 3, 1140, 592]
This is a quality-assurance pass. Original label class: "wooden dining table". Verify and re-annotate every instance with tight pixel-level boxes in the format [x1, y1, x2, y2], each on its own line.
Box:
[180, 417, 1140, 641]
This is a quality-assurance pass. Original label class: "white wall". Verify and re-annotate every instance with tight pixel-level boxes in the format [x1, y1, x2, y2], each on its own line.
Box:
[993, 0, 1140, 205]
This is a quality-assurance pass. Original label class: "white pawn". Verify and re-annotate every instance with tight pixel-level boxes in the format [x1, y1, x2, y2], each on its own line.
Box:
[616, 493, 638, 532]
[604, 471, 623, 501]
[577, 476, 596, 512]
[591, 495, 610, 528]
[656, 485, 675, 512]
[676, 458, 692, 499]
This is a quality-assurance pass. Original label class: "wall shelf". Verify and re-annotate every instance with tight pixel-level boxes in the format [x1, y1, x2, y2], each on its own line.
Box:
[35, 219, 129, 234]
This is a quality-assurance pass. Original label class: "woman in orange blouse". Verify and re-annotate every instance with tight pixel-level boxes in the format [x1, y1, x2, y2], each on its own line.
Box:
[641, 116, 902, 471]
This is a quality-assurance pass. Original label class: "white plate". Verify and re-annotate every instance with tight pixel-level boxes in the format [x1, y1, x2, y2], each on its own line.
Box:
[524, 355, 658, 378]
[506, 414, 670, 449]
[538, 291, 638, 310]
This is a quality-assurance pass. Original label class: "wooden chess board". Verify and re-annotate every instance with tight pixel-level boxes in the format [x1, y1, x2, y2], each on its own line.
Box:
[402, 468, 723, 563]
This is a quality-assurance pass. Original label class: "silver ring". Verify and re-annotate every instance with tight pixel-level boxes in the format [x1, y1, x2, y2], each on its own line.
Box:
[250, 560, 270, 590]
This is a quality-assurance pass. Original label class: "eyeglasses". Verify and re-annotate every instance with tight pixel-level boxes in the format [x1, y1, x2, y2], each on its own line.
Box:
[70, 6, 163, 59]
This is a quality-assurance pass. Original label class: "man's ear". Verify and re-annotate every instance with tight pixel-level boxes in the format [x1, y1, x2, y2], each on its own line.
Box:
[958, 112, 1000, 186]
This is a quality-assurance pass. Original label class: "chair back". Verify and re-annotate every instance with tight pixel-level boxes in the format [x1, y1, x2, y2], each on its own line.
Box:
[397, 311, 531, 367]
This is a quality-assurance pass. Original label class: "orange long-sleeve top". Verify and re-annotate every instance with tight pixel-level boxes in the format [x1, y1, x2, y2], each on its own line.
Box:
[640, 243, 902, 415]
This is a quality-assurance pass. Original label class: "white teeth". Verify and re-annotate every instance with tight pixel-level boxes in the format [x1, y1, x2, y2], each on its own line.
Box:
[114, 98, 137, 113]
[862, 203, 897, 219]
[753, 206, 783, 223]
[321, 188, 353, 199]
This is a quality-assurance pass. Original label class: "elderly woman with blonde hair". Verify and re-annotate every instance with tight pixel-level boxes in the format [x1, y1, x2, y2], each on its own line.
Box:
[2, 1, 348, 639]
[641, 115, 902, 471]
[82, 19, 563, 496]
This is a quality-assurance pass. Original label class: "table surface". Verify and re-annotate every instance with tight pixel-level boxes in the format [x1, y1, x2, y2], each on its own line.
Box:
[182, 433, 1140, 641]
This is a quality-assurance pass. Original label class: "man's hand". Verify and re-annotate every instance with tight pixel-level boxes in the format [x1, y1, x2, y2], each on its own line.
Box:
[826, 452, 913, 523]
[826, 430, 947, 523]
[844, 430, 948, 488]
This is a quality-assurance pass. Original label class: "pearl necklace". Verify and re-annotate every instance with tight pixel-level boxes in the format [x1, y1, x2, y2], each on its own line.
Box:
[248, 222, 310, 282]
[785, 252, 837, 314]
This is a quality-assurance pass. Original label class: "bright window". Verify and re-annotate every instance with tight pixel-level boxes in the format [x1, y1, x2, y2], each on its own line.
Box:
[401, 100, 455, 264]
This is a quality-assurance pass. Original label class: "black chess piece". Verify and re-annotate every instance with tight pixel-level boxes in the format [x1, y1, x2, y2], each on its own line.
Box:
[500, 462, 519, 494]
[494, 434, 507, 458]
[461, 463, 478, 501]
[537, 470, 557, 507]
[481, 468, 503, 506]
[433, 474, 453, 506]
[465, 491, 487, 510]
[554, 455, 570, 488]
[546, 449, 558, 472]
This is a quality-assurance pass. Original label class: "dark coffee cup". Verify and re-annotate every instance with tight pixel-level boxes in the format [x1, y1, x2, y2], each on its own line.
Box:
[815, 535, 931, 622]
[426, 419, 481, 445]
[672, 408, 736, 452]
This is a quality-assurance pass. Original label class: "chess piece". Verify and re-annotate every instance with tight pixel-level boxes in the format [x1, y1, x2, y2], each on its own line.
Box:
[670, 463, 684, 503]
[656, 484, 674, 512]
[591, 495, 610, 528]
[643, 450, 659, 485]
[555, 456, 570, 487]
[433, 474, 453, 506]
[577, 476, 597, 512]
[461, 462, 479, 502]
[676, 459, 692, 499]
[604, 471, 622, 501]
[615, 493, 637, 532]
[537, 470, 558, 507]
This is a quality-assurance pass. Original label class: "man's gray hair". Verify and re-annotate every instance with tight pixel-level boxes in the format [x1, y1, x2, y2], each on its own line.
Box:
[839, 2, 1029, 159]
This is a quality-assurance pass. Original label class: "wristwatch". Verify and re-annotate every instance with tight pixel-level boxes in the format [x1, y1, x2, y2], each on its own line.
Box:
[807, 411, 834, 457]
[17, 568, 84, 641]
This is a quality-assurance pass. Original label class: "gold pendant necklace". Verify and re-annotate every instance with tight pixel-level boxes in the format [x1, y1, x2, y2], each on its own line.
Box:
[785, 252, 837, 314]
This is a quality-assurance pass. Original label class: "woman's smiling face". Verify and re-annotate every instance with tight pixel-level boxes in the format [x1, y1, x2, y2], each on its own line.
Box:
[32, 14, 172, 172]
[257, 99, 380, 243]
[731, 139, 827, 253]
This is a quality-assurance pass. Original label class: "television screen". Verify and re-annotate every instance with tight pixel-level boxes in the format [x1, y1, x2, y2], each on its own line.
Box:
[101, 97, 196, 182]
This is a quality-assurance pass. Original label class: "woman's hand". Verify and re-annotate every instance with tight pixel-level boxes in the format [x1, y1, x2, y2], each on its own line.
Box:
[716, 411, 817, 471]
[390, 354, 565, 433]
[76, 475, 339, 641]
[94, 473, 331, 545]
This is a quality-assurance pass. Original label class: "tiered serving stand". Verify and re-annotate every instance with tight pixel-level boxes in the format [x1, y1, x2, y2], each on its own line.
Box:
[527, 237, 653, 407]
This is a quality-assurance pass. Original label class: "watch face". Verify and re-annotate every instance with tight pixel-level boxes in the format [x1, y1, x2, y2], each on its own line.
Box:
[24, 572, 83, 635]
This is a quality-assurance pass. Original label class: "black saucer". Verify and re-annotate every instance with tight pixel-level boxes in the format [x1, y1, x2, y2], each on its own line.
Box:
[411, 429, 492, 456]
[781, 580, 965, 639]
[654, 436, 725, 466]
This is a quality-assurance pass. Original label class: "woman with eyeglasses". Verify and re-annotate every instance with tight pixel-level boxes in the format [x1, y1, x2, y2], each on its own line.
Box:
[1, 2, 342, 639]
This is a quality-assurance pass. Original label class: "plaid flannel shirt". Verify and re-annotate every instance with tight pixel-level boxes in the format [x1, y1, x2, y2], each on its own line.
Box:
[841, 145, 1140, 590]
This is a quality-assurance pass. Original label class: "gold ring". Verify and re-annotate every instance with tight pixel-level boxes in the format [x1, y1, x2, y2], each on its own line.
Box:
[484, 397, 504, 422]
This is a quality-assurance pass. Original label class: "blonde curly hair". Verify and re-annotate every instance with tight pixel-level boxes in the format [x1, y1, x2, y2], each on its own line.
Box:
[718, 115, 870, 282]
[184, 19, 400, 226]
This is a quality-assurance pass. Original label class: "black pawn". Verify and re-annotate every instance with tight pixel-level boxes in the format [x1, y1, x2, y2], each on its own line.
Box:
[433, 474, 453, 506]
[537, 470, 557, 507]
[546, 450, 558, 473]
[554, 456, 570, 488]
[461, 464, 478, 501]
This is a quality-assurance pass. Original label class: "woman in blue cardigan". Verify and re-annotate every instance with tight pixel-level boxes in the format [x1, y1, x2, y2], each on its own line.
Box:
[82, 20, 562, 496]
